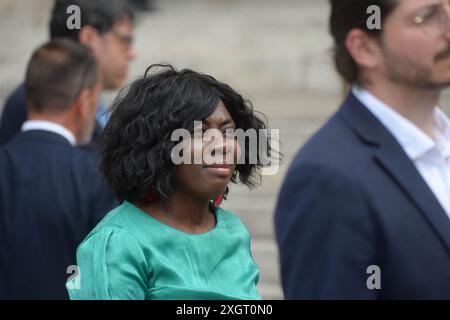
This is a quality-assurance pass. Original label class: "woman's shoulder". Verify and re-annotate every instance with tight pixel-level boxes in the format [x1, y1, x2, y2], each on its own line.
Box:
[89, 202, 129, 230]
[80, 202, 144, 247]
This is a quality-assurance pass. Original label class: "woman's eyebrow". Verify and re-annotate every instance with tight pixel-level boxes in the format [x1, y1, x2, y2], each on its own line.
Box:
[220, 119, 236, 127]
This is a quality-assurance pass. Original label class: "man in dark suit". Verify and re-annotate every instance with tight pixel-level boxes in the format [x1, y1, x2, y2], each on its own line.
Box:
[0, 39, 117, 299]
[0, 0, 136, 145]
[275, 0, 450, 299]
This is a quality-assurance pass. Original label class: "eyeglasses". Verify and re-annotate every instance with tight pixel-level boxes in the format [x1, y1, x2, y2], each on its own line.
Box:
[112, 30, 134, 47]
[411, 0, 450, 38]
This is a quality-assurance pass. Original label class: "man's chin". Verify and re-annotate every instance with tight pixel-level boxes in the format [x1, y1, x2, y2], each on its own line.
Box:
[425, 77, 450, 90]
[397, 75, 450, 90]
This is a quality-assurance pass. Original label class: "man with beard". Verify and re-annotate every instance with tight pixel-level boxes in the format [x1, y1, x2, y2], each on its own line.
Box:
[276, 0, 450, 299]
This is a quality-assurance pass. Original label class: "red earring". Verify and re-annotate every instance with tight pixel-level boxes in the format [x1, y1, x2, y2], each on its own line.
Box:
[213, 185, 229, 207]
[213, 193, 225, 207]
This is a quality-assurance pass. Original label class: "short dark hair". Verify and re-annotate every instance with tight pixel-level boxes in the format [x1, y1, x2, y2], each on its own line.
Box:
[24, 39, 98, 112]
[100, 64, 274, 204]
[49, 0, 134, 41]
[329, 0, 398, 83]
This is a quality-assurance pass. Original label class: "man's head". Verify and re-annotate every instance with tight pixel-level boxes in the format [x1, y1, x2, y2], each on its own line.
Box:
[25, 39, 102, 145]
[330, 0, 450, 89]
[50, 0, 136, 89]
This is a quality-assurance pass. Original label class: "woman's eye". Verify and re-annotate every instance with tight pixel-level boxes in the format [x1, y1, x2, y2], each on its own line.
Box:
[224, 129, 236, 139]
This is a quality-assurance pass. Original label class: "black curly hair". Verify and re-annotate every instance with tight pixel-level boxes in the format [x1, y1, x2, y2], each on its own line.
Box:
[100, 64, 275, 204]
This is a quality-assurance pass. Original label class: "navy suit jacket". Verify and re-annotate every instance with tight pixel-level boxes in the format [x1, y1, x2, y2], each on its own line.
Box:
[0, 84, 104, 145]
[0, 85, 26, 145]
[275, 92, 450, 299]
[0, 130, 117, 299]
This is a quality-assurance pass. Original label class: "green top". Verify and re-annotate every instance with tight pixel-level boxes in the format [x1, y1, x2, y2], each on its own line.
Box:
[67, 201, 261, 300]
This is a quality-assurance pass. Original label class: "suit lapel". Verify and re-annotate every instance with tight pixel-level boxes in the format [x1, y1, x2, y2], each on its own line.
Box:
[375, 144, 450, 253]
[339, 92, 450, 253]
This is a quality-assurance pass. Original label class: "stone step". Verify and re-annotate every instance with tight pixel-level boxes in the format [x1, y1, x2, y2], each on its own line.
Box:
[251, 237, 281, 281]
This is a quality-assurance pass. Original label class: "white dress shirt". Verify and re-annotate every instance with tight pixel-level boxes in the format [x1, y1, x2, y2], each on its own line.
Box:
[352, 86, 450, 218]
[21, 120, 76, 146]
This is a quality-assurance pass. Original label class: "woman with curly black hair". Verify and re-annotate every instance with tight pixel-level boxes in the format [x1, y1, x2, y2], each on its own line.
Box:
[67, 64, 274, 300]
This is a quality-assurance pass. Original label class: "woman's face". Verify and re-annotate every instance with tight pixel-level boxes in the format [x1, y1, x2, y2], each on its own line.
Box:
[175, 100, 240, 201]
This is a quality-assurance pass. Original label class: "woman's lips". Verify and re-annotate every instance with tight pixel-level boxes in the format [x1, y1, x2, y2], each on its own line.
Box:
[203, 164, 233, 177]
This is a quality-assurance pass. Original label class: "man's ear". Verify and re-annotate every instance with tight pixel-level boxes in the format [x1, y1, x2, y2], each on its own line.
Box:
[345, 28, 381, 71]
[72, 88, 91, 119]
[78, 25, 100, 53]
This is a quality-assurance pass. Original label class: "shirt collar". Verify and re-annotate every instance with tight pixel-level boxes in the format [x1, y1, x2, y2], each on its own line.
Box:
[433, 108, 450, 159]
[96, 98, 109, 128]
[21, 120, 77, 146]
[352, 85, 450, 160]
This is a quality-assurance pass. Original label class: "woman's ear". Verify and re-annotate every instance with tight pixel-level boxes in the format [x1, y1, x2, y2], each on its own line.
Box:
[345, 28, 381, 71]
